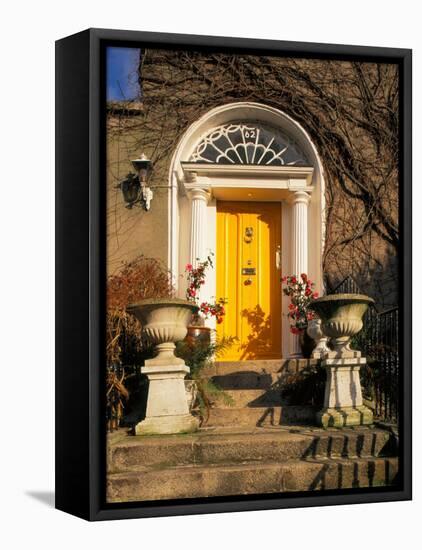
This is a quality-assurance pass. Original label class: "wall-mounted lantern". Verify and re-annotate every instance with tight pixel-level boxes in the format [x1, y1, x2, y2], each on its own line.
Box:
[116, 153, 154, 210]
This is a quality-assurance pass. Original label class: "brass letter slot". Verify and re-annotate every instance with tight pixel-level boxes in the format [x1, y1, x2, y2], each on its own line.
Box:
[242, 267, 256, 276]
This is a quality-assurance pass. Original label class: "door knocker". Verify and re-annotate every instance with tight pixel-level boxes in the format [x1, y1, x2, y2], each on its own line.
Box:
[244, 227, 254, 243]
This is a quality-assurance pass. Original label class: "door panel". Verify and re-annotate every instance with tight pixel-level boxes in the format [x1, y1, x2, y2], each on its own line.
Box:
[217, 201, 282, 360]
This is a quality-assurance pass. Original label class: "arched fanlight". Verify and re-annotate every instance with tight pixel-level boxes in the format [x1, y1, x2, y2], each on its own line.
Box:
[190, 122, 308, 166]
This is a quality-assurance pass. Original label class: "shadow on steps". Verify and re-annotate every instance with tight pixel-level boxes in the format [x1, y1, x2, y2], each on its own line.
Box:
[255, 405, 317, 427]
[213, 371, 273, 389]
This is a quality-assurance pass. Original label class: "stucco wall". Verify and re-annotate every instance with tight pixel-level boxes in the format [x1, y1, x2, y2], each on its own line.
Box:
[106, 113, 169, 275]
[106, 50, 399, 310]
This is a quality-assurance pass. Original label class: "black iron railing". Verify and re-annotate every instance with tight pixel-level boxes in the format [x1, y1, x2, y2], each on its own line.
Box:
[330, 276, 362, 295]
[330, 276, 399, 422]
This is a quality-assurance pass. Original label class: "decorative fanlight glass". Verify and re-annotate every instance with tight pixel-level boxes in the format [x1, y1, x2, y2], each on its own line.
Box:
[190, 122, 309, 166]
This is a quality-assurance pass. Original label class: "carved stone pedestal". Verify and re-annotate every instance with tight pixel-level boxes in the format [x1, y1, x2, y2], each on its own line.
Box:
[135, 351, 199, 435]
[126, 299, 199, 436]
[317, 351, 373, 428]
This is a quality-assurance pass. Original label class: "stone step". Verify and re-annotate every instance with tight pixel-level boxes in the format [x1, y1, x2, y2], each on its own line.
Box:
[108, 426, 393, 472]
[204, 359, 319, 378]
[215, 389, 285, 408]
[212, 371, 278, 390]
[107, 456, 398, 502]
[207, 405, 316, 427]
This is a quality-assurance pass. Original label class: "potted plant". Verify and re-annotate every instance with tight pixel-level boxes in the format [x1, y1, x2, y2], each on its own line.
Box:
[184, 253, 227, 345]
[282, 273, 319, 357]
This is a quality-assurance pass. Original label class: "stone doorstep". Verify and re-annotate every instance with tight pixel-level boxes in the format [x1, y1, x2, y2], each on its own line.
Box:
[206, 405, 316, 427]
[211, 371, 284, 390]
[203, 359, 320, 377]
[108, 426, 393, 473]
[215, 389, 287, 408]
[106, 456, 399, 503]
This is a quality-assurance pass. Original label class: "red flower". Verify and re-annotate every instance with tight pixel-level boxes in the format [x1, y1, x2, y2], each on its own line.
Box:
[291, 276, 297, 284]
[301, 273, 307, 282]
[185, 263, 193, 272]
[281, 276, 287, 283]
[312, 292, 319, 299]
[288, 303, 296, 310]
[305, 288, 312, 296]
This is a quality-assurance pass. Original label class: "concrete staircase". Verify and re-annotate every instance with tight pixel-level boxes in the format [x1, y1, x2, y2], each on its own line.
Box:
[204, 359, 318, 427]
[107, 425, 398, 502]
[108, 359, 398, 503]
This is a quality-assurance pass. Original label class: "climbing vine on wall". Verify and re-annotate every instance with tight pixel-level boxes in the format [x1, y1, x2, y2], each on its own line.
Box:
[107, 50, 399, 308]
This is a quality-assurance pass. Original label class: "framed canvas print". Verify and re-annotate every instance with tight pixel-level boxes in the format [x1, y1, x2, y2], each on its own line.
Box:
[55, 28, 412, 521]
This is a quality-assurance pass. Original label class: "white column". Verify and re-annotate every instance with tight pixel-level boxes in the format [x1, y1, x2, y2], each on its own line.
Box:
[291, 190, 310, 276]
[188, 188, 210, 268]
[290, 190, 310, 357]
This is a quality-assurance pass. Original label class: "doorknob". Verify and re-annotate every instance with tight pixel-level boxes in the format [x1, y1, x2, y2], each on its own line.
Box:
[276, 245, 281, 270]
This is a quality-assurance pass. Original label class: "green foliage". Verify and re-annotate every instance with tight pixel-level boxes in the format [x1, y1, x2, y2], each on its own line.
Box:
[176, 336, 234, 376]
[280, 364, 326, 407]
[176, 336, 236, 424]
[194, 378, 234, 424]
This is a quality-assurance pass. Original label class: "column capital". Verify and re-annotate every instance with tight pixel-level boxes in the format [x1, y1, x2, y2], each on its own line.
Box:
[186, 186, 211, 203]
[289, 190, 311, 206]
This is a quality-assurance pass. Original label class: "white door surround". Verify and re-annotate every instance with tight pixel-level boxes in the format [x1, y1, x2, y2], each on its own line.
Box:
[168, 102, 326, 358]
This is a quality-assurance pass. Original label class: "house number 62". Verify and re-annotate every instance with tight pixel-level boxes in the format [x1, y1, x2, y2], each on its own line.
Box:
[244, 129, 256, 139]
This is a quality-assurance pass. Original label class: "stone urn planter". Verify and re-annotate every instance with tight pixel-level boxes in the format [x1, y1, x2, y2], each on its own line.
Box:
[308, 293, 375, 428]
[127, 298, 199, 435]
[308, 294, 374, 354]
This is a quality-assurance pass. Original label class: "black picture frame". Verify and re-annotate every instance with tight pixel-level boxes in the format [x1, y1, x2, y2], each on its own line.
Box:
[55, 28, 412, 521]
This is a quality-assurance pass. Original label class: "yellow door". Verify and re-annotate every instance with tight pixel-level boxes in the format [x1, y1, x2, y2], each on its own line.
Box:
[216, 201, 282, 360]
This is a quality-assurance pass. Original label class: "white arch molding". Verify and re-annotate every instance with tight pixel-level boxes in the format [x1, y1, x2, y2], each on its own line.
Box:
[167, 102, 326, 358]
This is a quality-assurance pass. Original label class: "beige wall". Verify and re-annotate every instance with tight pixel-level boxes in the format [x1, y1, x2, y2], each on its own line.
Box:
[106, 105, 398, 309]
[106, 113, 169, 275]
[106, 49, 399, 310]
